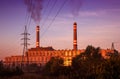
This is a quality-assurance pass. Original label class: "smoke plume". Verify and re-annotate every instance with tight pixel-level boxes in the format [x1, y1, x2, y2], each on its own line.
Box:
[70, 0, 82, 17]
[24, 0, 43, 24]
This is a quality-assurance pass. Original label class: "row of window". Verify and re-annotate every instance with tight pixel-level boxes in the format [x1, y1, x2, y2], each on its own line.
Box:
[28, 51, 80, 56]
[29, 57, 49, 62]
[6, 57, 50, 62]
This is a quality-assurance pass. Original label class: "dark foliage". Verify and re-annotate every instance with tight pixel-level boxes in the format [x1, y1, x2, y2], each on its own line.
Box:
[42, 57, 64, 76]
[42, 45, 120, 79]
[1, 45, 120, 79]
[0, 61, 23, 77]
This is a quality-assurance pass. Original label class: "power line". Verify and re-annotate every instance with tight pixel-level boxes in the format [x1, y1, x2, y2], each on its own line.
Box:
[27, 15, 32, 31]
[23, 0, 68, 47]
[25, 0, 32, 31]
[41, 0, 51, 17]
[41, 0, 58, 29]
[23, 0, 32, 53]
[41, 0, 68, 38]
[27, 0, 52, 38]
[28, 0, 58, 46]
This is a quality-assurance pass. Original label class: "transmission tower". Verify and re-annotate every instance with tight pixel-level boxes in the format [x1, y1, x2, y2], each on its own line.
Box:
[111, 42, 115, 53]
[21, 25, 30, 68]
[111, 42, 115, 50]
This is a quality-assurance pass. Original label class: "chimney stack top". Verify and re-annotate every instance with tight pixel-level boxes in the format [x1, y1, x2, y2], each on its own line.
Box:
[74, 22, 77, 25]
[37, 26, 39, 28]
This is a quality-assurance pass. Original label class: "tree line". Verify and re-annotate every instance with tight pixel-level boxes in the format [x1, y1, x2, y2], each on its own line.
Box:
[0, 61, 23, 77]
[0, 45, 120, 79]
[43, 45, 120, 79]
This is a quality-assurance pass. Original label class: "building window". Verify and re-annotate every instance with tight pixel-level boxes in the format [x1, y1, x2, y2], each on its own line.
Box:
[32, 52, 34, 56]
[46, 57, 47, 61]
[34, 52, 36, 56]
[39, 57, 41, 62]
[65, 52, 67, 56]
[71, 52, 73, 56]
[36, 52, 37, 56]
[42, 57, 44, 62]
[44, 57, 46, 62]
[69, 51, 71, 56]
[34, 57, 36, 61]
[43, 52, 45, 56]
[50, 53, 52, 56]
[39, 52, 41, 56]
[30, 52, 32, 56]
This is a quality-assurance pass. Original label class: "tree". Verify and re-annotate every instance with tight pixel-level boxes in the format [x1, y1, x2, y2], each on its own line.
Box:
[0, 61, 3, 71]
[96, 57, 120, 79]
[71, 45, 103, 79]
[43, 57, 64, 76]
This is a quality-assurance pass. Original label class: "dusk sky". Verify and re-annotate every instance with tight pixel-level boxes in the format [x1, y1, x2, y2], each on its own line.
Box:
[0, 0, 120, 60]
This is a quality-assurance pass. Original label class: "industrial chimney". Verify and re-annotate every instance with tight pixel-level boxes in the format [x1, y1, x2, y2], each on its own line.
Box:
[73, 22, 77, 50]
[36, 26, 40, 48]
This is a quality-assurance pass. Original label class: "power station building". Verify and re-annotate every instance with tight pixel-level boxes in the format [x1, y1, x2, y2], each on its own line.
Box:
[4, 22, 113, 67]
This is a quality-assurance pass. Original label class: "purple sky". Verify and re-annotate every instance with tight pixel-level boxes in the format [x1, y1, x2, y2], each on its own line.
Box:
[0, 0, 120, 60]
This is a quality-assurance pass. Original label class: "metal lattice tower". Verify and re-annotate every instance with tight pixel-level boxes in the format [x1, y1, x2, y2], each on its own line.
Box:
[111, 42, 115, 51]
[21, 26, 30, 68]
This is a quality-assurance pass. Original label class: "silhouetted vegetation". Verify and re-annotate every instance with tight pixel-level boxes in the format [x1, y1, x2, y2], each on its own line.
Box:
[0, 45, 120, 79]
[27, 63, 41, 73]
[0, 61, 23, 77]
[42, 45, 120, 79]
[42, 57, 64, 76]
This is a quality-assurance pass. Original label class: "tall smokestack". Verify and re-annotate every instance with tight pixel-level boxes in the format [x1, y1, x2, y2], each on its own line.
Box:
[36, 26, 40, 48]
[73, 22, 77, 50]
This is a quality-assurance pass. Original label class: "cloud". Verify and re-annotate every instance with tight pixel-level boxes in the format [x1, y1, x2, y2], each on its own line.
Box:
[106, 8, 120, 12]
[64, 8, 120, 18]
[79, 11, 102, 17]
[63, 11, 104, 18]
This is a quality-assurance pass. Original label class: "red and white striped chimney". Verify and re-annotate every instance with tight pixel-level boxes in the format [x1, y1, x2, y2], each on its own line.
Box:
[73, 22, 77, 50]
[36, 26, 40, 48]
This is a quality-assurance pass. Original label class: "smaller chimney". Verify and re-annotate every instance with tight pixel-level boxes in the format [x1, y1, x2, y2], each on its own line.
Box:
[36, 26, 40, 48]
[73, 22, 77, 50]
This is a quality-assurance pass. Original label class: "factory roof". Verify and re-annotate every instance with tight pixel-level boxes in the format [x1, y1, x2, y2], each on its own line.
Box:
[28, 46, 55, 51]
